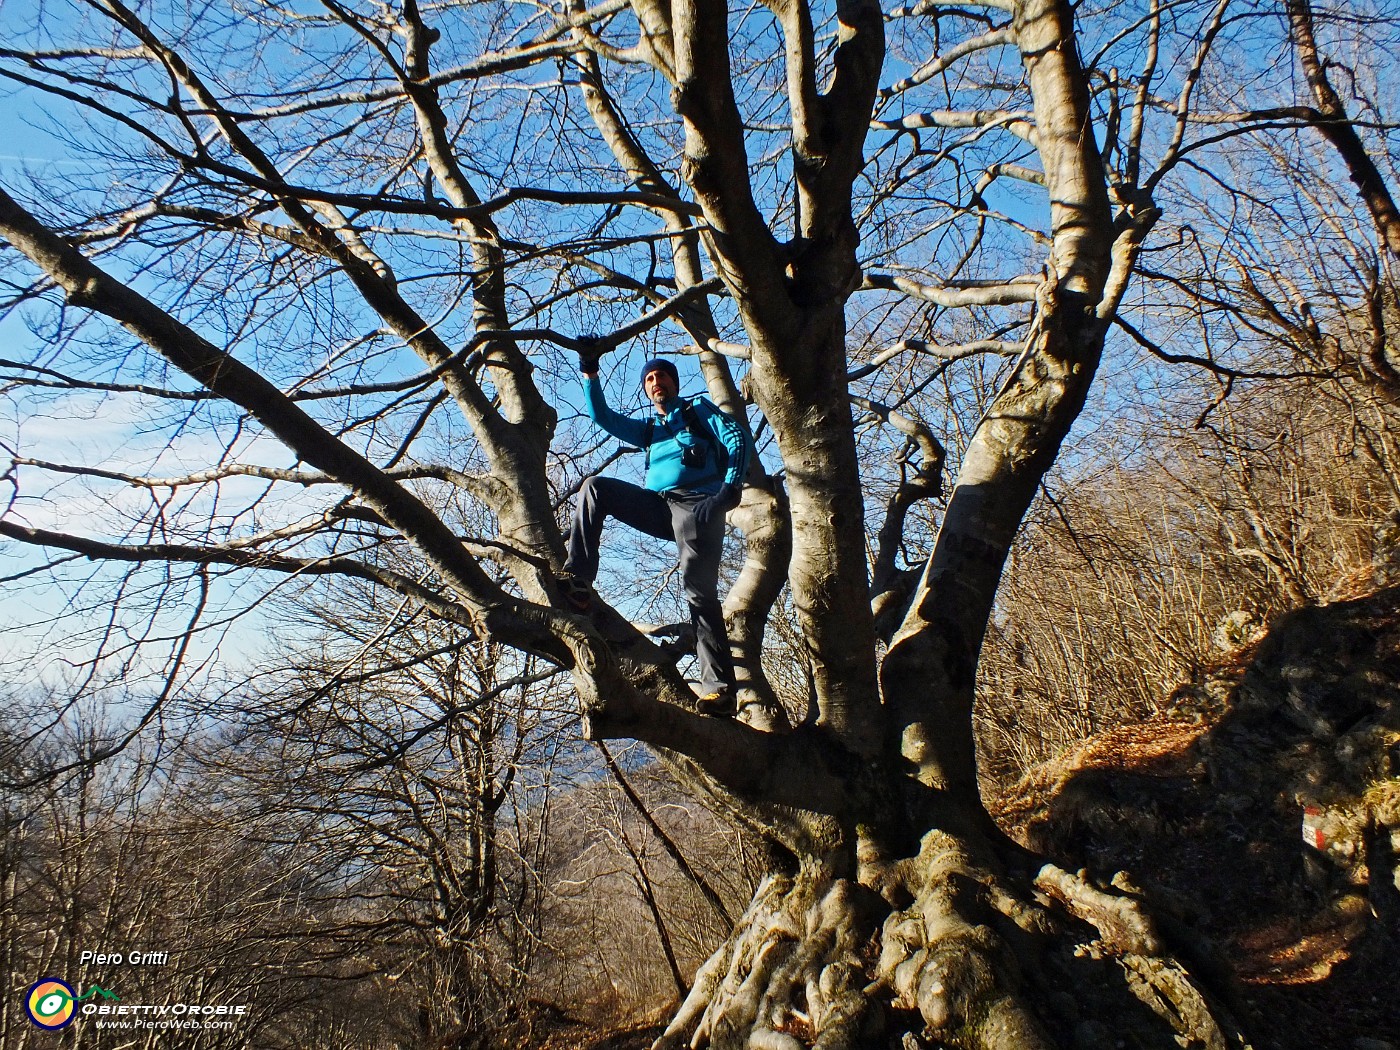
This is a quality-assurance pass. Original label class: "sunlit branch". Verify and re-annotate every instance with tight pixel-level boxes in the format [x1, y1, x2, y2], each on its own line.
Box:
[1124, 0, 1161, 189]
[872, 109, 1036, 143]
[861, 271, 1039, 306]
[974, 162, 1046, 192]
[1145, 0, 1231, 192]
[607, 0, 677, 81]
[856, 394, 945, 640]
[1286, 0, 1400, 257]
[849, 395, 946, 484]
[1, 46, 147, 61]
[886, 0, 1013, 13]
[846, 337, 1019, 382]
[670, 0, 790, 319]
[875, 27, 1015, 106]
[678, 339, 751, 361]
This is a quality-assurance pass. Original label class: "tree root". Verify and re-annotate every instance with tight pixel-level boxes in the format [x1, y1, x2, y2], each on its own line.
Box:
[1035, 863, 1251, 1050]
[1034, 863, 1163, 955]
[656, 839, 1252, 1050]
[875, 830, 1056, 1050]
[1118, 954, 1235, 1050]
[652, 869, 884, 1050]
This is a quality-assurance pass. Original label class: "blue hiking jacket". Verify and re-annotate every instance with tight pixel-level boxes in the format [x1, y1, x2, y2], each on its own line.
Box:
[583, 376, 749, 494]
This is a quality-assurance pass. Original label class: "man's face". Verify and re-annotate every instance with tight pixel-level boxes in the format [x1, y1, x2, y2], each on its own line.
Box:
[644, 367, 678, 409]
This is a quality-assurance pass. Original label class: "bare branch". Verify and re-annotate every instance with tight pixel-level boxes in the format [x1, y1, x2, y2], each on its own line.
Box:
[850, 395, 945, 489]
[1144, 0, 1232, 192]
[12, 457, 499, 502]
[974, 162, 1047, 193]
[847, 337, 1019, 382]
[1110, 315, 1325, 382]
[0, 186, 571, 665]
[0, 518, 484, 630]
[598, 743, 733, 926]
[607, 278, 725, 347]
[1286, 0, 1400, 257]
[0, 357, 212, 400]
[887, 0, 1013, 12]
[872, 109, 1037, 143]
[861, 271, 1040, 306]
[876, 27, 1015, 106]
[670, 0, 790, 324]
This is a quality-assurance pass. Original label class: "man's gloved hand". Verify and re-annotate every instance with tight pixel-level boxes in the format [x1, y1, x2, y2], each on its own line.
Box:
[576, 334, 604, 375]
[695, 483, 742, 528]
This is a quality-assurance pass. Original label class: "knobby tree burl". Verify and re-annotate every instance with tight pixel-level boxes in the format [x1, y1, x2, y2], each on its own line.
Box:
[6, 0, 1376, 1044]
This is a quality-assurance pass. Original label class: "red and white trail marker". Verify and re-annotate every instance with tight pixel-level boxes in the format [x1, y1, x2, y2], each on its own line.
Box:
[1302, 805, 1327, 850]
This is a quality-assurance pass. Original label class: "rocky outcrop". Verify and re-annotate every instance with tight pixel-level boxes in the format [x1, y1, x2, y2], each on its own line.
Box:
[997, 586, 1400, 1049]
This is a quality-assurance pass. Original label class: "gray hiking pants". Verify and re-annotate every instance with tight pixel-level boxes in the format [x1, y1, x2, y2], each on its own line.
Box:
[565, 476, 735, 695]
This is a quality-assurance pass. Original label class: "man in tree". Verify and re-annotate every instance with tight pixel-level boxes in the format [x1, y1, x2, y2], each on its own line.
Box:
[560, 345, 749, 715]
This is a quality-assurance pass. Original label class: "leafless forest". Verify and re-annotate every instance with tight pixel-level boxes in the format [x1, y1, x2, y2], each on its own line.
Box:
[1, 0, 1398, 1046]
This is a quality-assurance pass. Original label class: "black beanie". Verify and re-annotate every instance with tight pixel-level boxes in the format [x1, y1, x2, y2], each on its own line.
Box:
[639, 358, 679, 386]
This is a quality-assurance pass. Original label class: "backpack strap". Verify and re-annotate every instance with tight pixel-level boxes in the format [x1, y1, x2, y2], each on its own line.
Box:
[680, 399, 726, 472]
[643, 417, 655, 470]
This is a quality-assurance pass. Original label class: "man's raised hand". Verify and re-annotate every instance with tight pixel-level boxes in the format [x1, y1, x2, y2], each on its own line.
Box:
[576, 334, 604, 376]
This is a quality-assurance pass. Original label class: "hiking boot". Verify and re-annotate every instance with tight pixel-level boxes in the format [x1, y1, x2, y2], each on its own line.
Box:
[695, 688, 737, 717]
[556, 573, 594, 613]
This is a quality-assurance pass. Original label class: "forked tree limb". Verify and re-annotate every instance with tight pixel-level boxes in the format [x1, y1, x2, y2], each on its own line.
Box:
[881, 0, 1118, 801]
[1286, 0, 1400, 258]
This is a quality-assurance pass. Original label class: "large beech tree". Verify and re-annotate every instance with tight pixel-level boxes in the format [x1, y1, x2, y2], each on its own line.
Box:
[3, 0, 1395, 1044]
